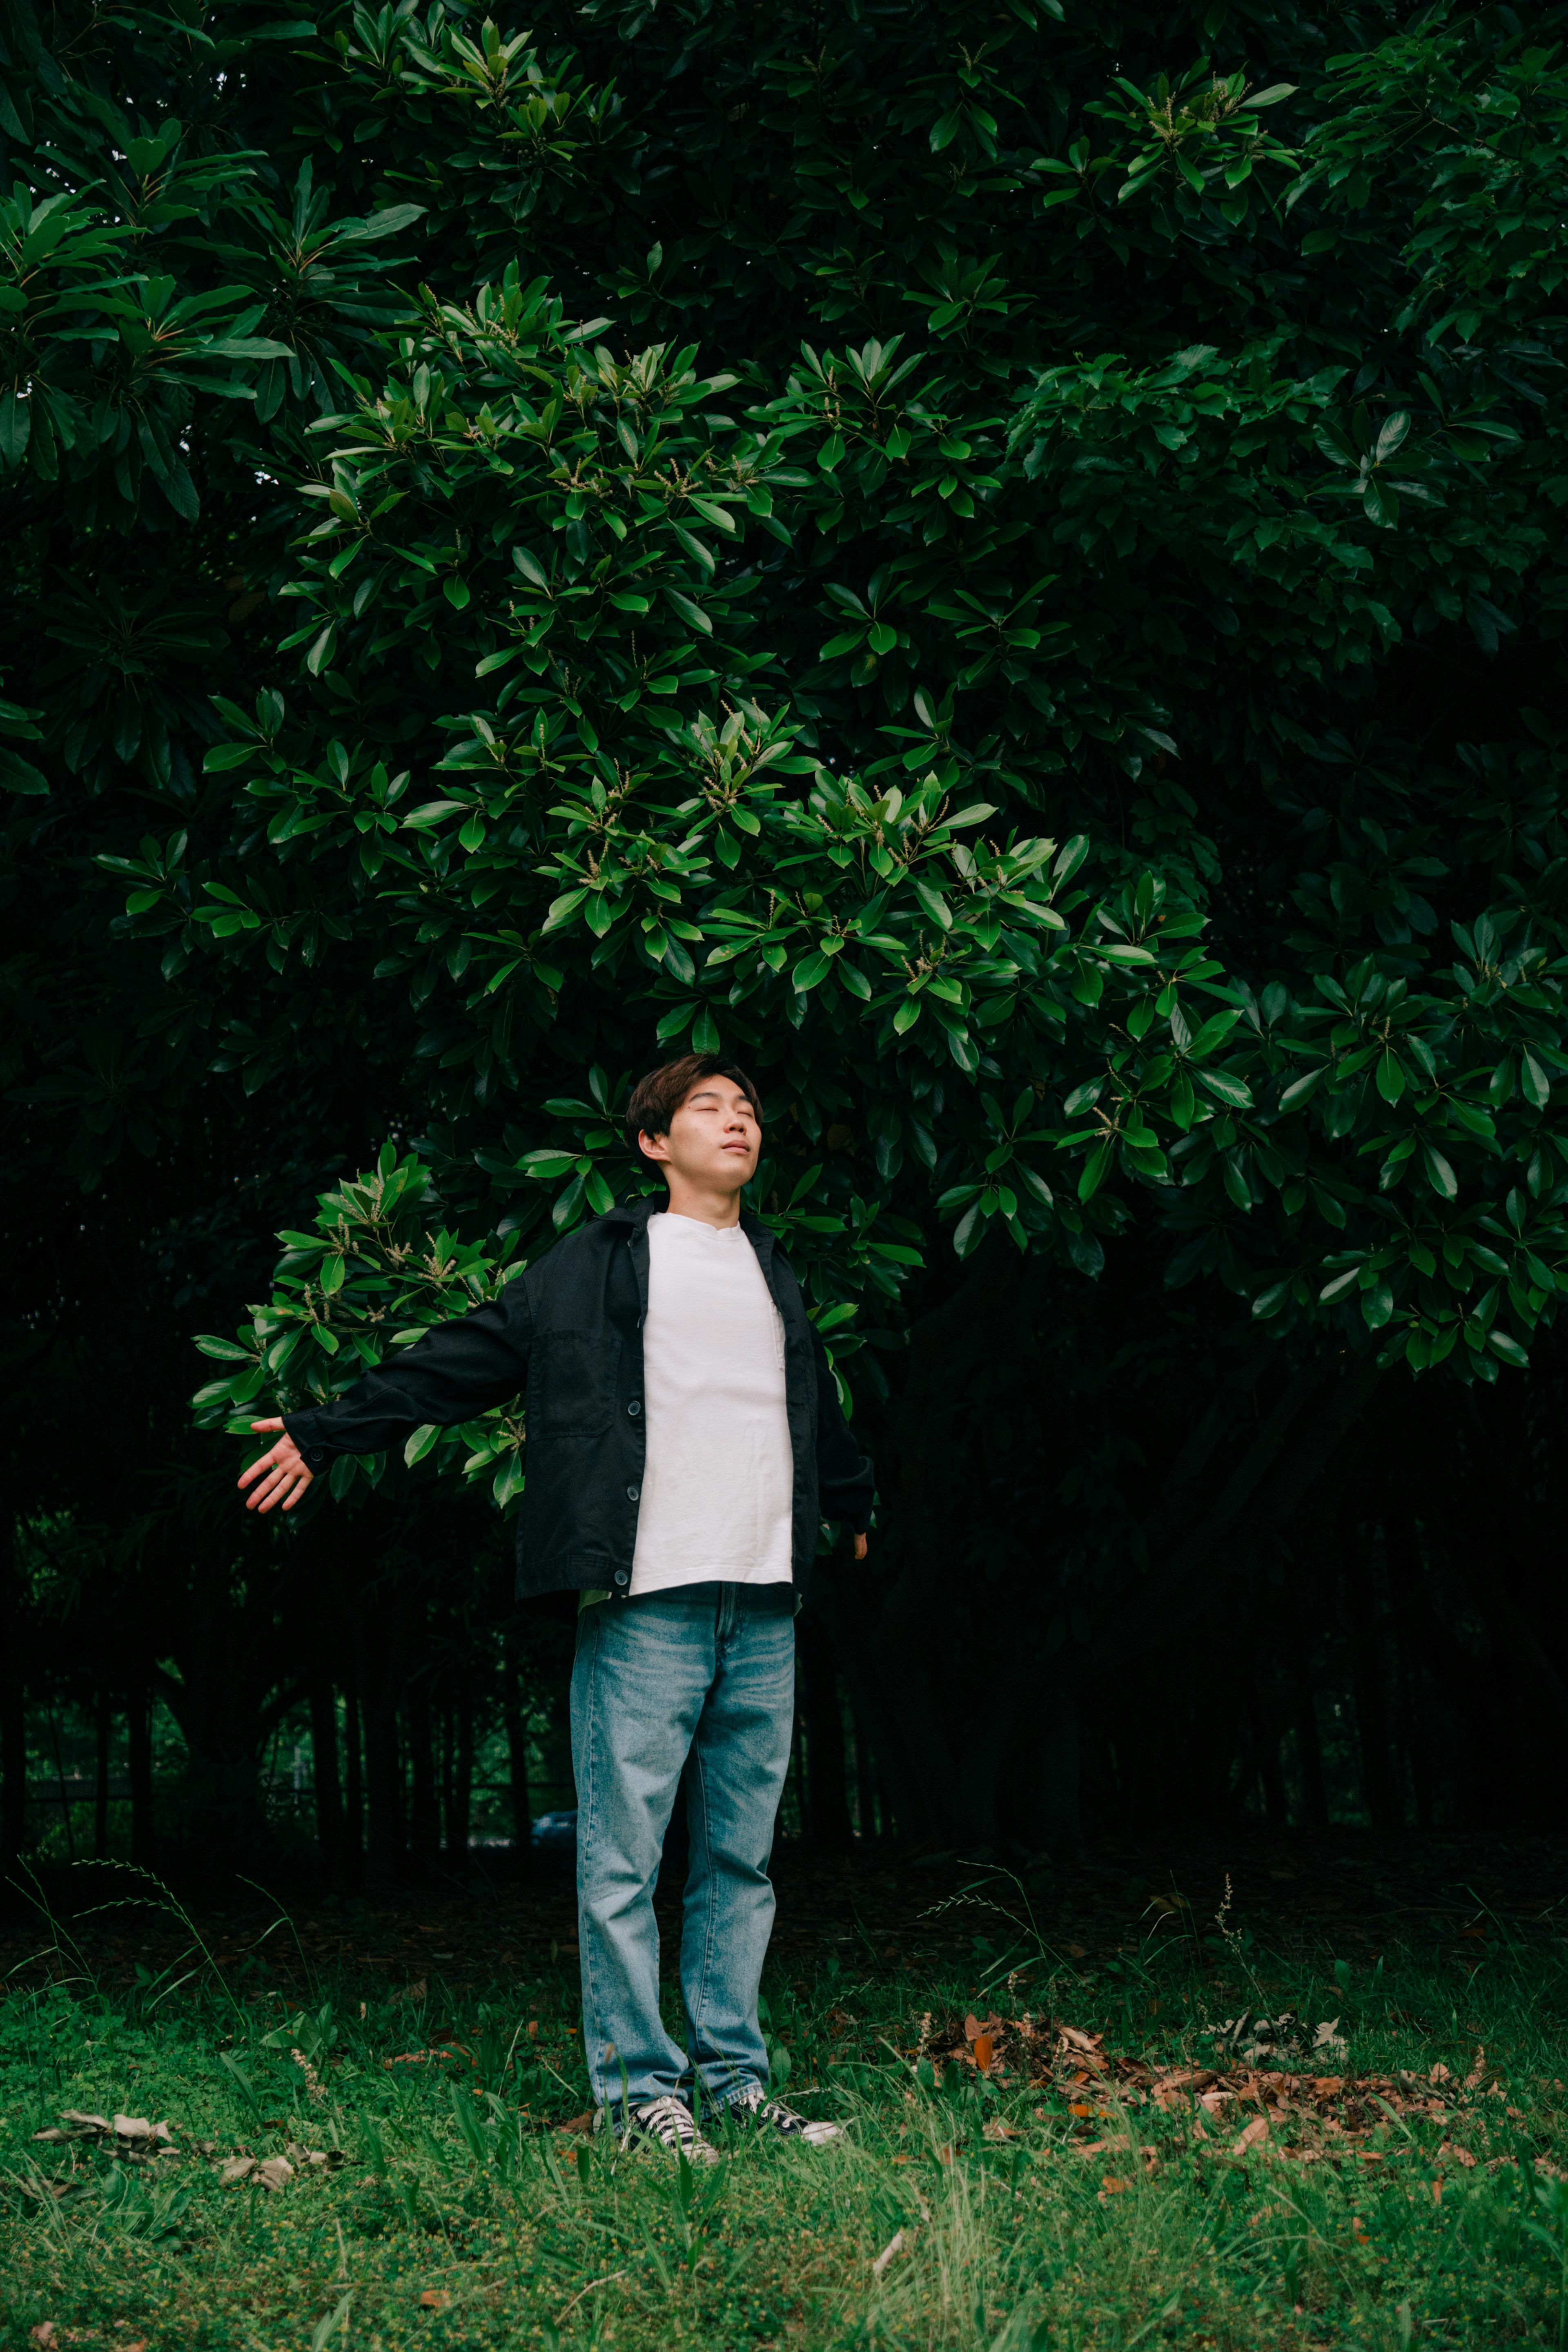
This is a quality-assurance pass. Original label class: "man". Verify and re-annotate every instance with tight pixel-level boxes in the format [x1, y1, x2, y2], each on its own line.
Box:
[240, 1052, 874, 2160]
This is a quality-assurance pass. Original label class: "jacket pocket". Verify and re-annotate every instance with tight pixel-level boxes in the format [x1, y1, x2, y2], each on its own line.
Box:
[532, 1331, 619, 1438]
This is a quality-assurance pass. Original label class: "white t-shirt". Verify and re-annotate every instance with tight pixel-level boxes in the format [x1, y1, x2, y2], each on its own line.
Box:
[628, 1211, 795, 1594]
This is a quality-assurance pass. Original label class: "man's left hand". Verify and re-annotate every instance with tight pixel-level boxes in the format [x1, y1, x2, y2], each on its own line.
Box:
[852, 1532, 868, 1561]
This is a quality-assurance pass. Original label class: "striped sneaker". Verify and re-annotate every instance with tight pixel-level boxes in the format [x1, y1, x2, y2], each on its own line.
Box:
[615, 2096, 719, 2163]
[719, 2086, 843, 2146]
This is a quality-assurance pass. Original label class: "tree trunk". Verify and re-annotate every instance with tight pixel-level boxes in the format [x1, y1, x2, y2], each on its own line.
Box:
[47, 1708, 76, 1864]
[1385, 1512, 1433, 1832]
[309, 1677, 345, 1883]
[358, 1619, 403, 1893]
[998, 1679, 1080, 1856]
[1256, 1695, 1288, 1830]
[502, 1639, 531, 1867]
[1349, 1534, 1400, 1833]
[94, 1691, 111, 1857]
[452, 1689, 474, 1864]
[797, 1614, 853, 1850]
[853, 1704, 878, 1841]
[0, 1514, 24, 1877]
[1296, 1687, 1330, 1831]
[788, 1703, 806, 1843]
[128, 1685, 155, 1867]
[407, 1677, 440, 1875]
[342, 1663, 364, 1883]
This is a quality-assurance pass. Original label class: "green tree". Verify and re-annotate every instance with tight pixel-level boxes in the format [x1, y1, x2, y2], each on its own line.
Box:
[5, 0, 1568, 1857]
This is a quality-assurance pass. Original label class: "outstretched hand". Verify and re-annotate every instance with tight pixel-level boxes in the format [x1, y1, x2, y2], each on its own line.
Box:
[238, 1419, 316, 1514]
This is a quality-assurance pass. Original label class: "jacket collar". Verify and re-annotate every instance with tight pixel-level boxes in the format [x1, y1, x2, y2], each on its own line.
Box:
[602, 1190, 771, 1251]
[738, 1204, 775, 1261]
[602, 1191, 661, 1231]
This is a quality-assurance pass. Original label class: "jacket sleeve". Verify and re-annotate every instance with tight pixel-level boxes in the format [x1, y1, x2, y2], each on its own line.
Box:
[811, 1325, 877, 1533]
[282, 1273, 533, 1463]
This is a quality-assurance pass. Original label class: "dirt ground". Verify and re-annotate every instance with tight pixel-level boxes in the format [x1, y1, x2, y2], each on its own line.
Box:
[4, 1829, 1562, 1995]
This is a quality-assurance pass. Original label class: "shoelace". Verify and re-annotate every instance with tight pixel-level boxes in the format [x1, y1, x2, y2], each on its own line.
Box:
[629, 2096, 714, 2155]
[726, 2088, 841, 2140]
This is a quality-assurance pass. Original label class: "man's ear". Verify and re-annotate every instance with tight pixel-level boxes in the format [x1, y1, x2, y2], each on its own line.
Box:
[639, 1129, 670, 1164]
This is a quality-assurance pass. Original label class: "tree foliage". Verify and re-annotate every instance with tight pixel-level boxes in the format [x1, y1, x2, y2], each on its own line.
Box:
[6, 0, 1568, 1856]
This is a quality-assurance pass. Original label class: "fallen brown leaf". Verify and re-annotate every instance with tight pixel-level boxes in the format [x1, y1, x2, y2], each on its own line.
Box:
[871, 2228, 911, 2280]
[419, 2290, 449, 2310]
[1234, 2116, 1270, 2156]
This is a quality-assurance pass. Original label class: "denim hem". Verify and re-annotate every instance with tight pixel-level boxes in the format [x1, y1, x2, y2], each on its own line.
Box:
[704, 2076, 768, 2113]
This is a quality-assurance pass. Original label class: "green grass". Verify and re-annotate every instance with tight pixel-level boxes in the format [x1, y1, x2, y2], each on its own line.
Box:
[3, 1881, 1568, 2350]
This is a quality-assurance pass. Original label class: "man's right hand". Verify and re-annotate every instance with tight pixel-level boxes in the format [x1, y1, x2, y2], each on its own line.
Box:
[238, 1419, 316, 1514]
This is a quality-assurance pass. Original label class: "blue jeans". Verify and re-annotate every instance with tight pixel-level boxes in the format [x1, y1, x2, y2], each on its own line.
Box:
[570, 1582, 795, 2114]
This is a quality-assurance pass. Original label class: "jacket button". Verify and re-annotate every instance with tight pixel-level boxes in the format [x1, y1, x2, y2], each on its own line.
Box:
[614, 1570, 630, 1587]
[308, 1449, 325, 1466]
[627, 1399, 641, 1418]
[626, 1484, 639, 1501]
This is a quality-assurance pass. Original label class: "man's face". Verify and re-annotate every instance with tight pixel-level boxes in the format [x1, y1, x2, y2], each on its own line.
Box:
[641, 1076, 761, 1189]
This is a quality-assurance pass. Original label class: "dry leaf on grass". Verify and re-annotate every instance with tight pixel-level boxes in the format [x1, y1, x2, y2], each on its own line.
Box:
[1211, 2013, 1346, 2066]
[255, 2156, 294, 2191]
[391, 1977, 428, 2005]
[913, 2005, 1496, 2170]
[419, 2290, 449, 2310]
[29, 2325, 56, 2347]
[871, 2229, 911, 2280]
[1234, 2116, 1270, 2156]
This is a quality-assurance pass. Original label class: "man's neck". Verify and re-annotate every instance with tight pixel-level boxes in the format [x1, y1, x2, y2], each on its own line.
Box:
[661, 1173, 745, 1229]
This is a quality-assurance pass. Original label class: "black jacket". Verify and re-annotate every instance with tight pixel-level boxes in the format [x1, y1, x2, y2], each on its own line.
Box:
[283, 1195, 875, 1601]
